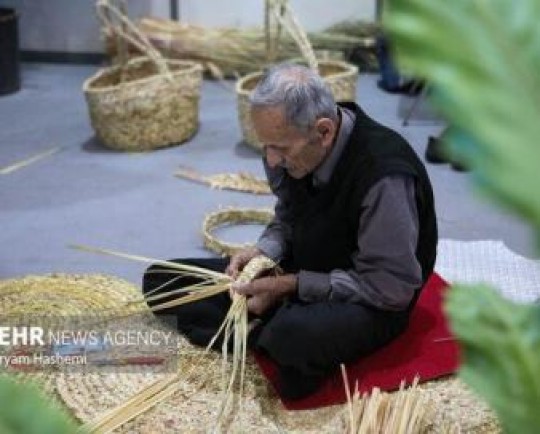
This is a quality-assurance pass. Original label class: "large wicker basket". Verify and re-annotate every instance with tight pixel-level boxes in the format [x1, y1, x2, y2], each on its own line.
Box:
[236, 60, 358, 150]
[236, 0, 358, 151]
[84, 57, 202, 151]
[84, 0, 203, 151]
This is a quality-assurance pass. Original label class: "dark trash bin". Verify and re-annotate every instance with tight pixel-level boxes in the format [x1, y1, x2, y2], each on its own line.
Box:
[0, 7, 20, 95]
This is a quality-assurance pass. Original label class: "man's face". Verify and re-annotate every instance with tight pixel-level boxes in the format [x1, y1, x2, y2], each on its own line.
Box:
[251, 106, 333, 179]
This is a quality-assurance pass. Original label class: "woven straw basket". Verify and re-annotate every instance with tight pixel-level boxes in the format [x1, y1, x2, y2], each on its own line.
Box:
[84, 0, 203, 151]
[236, 0, 358, 151]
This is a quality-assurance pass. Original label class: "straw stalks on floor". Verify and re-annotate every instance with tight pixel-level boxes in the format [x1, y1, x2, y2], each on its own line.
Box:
[74, 245, 277, 432]
[341, 367, 431, 434]
[175, 166, 271, 195]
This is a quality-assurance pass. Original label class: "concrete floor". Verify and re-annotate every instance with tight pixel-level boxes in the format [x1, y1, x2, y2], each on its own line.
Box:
[0, 63, 534, 286]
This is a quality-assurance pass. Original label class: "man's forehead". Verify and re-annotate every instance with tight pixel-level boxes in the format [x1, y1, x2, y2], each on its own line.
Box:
[251, 106, 286, 124]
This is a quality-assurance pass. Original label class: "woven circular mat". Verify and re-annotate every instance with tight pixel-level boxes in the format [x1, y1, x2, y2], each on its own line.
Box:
[55, 349, 500, 433]
[0, 273, 142, 316]
[0, 275, 500, 433]
[0, 274, 154, 425]
[56, 345, 346, 433]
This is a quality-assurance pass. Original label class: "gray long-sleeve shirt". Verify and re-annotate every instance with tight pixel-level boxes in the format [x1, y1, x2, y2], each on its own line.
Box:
[256, 107, 423, 311]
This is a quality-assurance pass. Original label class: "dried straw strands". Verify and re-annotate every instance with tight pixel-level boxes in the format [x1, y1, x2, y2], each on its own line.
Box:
[175, 166, 271, 195]
[76, 248, 277, 433]
[106, 17, 369, 78]
[202, 208, 275, 256]
[342, 367, 430, 434]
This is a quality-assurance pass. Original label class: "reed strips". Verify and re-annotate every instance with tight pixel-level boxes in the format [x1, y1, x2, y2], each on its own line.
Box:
[341, 366, 431, 434]
[77, 249, 277, 432]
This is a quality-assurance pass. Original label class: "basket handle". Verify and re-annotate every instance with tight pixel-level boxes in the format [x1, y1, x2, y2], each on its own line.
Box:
[266, 0, 319, 73]
[96, 0, 173, 80]
[264, 0, 285, 64]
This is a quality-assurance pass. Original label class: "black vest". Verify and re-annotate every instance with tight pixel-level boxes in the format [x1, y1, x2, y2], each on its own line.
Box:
[283, 102, 438, 299]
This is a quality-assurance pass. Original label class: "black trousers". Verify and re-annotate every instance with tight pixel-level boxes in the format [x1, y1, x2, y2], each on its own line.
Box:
[142, 258, 410, 378]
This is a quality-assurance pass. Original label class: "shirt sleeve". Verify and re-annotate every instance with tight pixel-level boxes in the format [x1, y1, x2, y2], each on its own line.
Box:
[297, 174, 423, 311]
[256, 196, 292, 262]
[255, 159, 293, 262]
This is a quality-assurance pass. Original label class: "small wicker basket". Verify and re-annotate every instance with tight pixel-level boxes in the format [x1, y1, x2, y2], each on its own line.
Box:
[236, 0, 358, 151]
[83, 0, 203, 151]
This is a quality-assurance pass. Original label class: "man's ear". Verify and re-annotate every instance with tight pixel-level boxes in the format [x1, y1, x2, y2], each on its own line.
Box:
[315, 117, 337, 148]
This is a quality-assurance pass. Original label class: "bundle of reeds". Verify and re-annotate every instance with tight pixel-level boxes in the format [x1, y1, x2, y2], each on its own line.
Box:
[73, 245, 277, 432]
[325, 20, 382, 40]
[104, 17, 371, 77]
[342, 367, 431, 434]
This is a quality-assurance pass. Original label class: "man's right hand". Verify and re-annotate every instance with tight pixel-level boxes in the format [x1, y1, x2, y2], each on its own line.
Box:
[225, 246, 262, 280]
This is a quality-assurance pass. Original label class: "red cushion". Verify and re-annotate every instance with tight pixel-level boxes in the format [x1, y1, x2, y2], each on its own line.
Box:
[254, 273, 460, 410]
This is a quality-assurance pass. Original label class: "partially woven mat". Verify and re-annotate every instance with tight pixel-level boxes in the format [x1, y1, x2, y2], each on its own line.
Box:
[436, 239, 540, 304]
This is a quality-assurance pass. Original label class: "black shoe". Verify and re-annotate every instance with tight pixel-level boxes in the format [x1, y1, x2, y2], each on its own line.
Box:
[425, 136, 448, 164]
[377, 79, 424, 96]
[276, 366, 324, 400]
[377, 79, 402, 94]
[401, 80, 425, 96]
[451, 161, 470, 172]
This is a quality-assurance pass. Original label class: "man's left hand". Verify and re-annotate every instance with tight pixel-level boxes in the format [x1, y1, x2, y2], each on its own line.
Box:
[232, 274, 298, 315]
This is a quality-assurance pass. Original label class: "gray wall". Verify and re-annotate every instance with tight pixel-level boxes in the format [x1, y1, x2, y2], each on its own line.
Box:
[0, 0, 375, 53]
[0, 0, 168, 52]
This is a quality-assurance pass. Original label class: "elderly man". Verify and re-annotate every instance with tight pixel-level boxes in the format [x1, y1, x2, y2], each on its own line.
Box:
[143, 63, 437, 399]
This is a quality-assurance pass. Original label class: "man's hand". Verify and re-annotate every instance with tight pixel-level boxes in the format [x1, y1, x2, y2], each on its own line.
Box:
[232, 274, 297, 315]
[225, 246, 263, 280]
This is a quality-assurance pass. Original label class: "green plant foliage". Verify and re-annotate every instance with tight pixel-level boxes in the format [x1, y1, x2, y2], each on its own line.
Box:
[0, 375, 79, 434]
[384, 1, 540, 432]
[383, 0, 540, 240]
[446, 285, 540, 433]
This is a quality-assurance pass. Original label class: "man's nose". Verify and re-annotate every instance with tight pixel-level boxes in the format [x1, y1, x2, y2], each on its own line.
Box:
[265, 147, 282, 168]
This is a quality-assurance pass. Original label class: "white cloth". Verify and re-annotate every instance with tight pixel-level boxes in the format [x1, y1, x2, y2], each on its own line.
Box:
[435, 239, 540, 304]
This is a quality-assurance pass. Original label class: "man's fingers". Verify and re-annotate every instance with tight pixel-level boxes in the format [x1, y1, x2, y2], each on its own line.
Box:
[246, 297, 264, 316]
[232, 281, 251, 296]
[226, 255, 244, 278]
[233, 277, 272, 296]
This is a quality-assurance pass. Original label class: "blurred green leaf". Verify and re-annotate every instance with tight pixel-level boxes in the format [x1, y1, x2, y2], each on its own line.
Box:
[0, 375, 78, 434]
[384, 0, 540, 239]
[446, 285, 540, 433]
[384, 1, 540, 431]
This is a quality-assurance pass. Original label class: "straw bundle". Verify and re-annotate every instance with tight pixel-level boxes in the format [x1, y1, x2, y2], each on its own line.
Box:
[175, 166, 271, 195]
[236, 0, 359, 150]
[202, 208, 275, 257]
[74, 245, 278, 432]
[84, 0, 202, 151]
[105, 17, 371, 78]
[341, 368, 430, 434]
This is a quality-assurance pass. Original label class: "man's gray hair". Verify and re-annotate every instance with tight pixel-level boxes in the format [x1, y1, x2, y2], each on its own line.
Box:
[249, 63, 338, 131]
